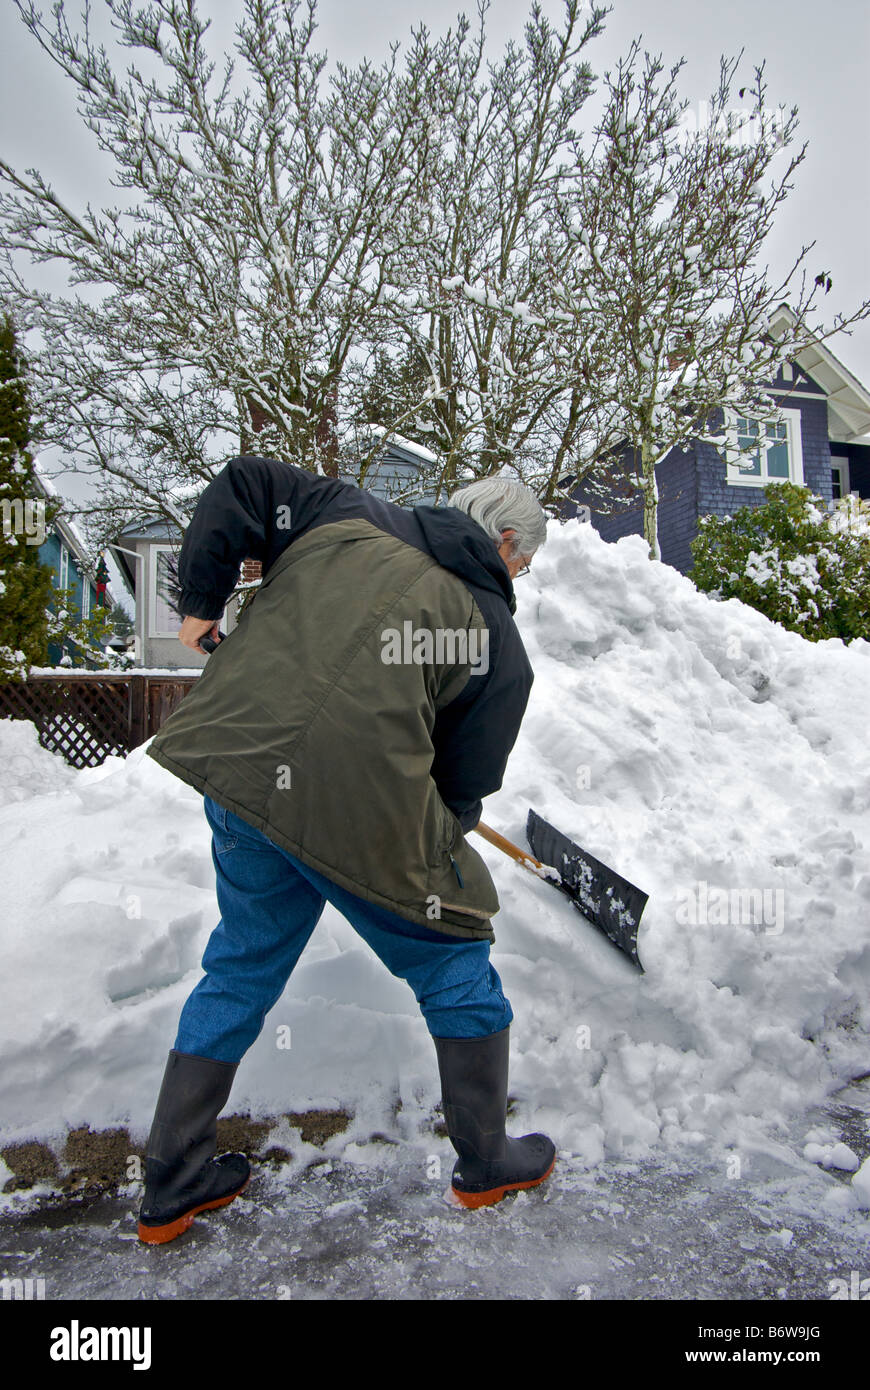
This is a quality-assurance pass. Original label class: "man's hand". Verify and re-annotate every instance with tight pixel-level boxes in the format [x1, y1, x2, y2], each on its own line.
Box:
[179, 616, 222, 654]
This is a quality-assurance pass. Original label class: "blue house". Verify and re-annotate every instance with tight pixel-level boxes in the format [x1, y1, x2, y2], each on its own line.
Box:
[32, 461, 108, 667]
[558, 305, 870, 573]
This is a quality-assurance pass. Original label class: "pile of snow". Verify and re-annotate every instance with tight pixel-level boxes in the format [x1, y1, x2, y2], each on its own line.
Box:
[1, 518, 869, 1201]
[0, 719, 80, 803]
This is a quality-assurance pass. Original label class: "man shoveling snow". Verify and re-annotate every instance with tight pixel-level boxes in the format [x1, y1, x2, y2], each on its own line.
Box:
[138, 457, 555, 1243]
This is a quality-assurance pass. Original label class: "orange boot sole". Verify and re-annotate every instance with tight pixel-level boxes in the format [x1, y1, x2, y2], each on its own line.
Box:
[450, 1153, 556, 1210]
[137, 1174, 250, 1245]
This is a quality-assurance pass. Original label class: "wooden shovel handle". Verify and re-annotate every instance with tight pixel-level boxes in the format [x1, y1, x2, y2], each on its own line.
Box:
[473, 820, 544, 870]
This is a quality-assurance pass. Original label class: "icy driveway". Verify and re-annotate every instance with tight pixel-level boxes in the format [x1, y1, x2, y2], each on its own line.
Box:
[3, 1082, 869, 1301]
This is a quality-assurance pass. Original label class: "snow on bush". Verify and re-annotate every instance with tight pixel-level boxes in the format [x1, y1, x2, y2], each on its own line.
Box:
[690, 481, 870, 642]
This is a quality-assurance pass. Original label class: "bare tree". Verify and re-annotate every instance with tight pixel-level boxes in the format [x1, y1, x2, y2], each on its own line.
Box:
[7, 2, 863, 559]
[351, 0, 626, 502]
[547, 42, 870, 557]
[0, 0, 437, 545]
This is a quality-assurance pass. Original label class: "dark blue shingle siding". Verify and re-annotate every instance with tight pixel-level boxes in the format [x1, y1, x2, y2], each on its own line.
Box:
[558, 373, 851, 575]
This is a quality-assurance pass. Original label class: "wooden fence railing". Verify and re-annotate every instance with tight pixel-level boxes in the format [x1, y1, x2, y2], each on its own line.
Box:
[0, 673, 200, 768]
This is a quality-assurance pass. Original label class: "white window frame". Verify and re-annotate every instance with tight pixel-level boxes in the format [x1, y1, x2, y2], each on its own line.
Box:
[59, 544, 69, 590]
[723, 406, 804, 488]
[81, 580, 90, 619]
[149, 543, 225, 638]
[149, 544, 185, 638]
[830, 456, 850, 500]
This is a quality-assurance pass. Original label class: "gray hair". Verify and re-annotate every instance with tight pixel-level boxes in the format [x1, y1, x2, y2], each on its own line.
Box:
[446, 477, 547, 560]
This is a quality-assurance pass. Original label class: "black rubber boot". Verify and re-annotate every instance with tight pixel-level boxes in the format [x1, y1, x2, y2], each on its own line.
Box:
[433, 1026, 556, 1208]
[137, 1050, 251, 1244]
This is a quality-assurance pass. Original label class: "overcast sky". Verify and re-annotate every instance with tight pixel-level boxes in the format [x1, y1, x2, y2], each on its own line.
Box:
[1, 0, 868, 571]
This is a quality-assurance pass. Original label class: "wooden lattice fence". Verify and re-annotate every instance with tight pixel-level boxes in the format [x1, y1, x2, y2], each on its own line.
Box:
[0, 673, 199, 769]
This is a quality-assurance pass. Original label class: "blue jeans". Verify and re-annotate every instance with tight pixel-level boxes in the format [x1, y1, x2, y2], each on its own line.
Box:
[174, 795, 513, 1063]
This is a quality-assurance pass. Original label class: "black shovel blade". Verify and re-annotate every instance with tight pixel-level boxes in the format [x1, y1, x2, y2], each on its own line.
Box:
[526, 809, 647, 971]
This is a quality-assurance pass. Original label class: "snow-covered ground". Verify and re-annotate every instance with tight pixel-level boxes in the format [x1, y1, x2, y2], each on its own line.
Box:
[1, 516, 869, 1219]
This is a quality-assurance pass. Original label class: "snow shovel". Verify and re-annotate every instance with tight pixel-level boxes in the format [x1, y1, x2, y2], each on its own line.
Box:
[474, 811, 647, 971]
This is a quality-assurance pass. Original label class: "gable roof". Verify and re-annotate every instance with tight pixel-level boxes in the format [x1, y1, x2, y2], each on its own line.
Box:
[364, 425, 440, 467]
[768, 304, 870, 442]
[117, 517, 178, 542]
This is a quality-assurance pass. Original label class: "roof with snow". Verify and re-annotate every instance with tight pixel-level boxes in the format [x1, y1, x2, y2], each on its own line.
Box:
[31, 458, 94, 567]
[365, 425, 440, 466]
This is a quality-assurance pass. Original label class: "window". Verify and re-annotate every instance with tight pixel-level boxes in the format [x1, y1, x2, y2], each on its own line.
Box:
[81, 581, 90, 619]
[150, 546, 184, 638]
[724, 407, 804, 488]
[831, 457, 850, 500]
[59, 545, 69, 590]
[149, 545, 226, 638]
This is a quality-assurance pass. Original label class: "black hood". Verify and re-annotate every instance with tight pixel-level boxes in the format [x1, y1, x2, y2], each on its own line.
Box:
[412, 504, 516, 616]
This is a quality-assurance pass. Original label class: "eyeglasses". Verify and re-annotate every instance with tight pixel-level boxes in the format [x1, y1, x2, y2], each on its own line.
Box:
[515, 559, 532, 578]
